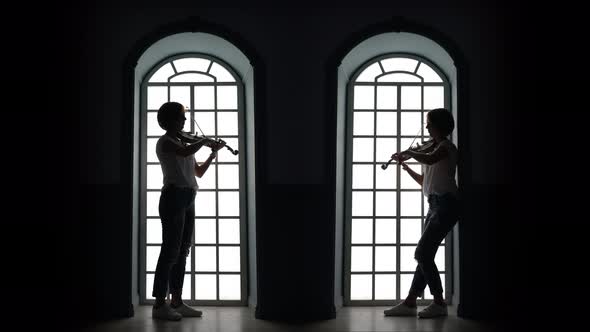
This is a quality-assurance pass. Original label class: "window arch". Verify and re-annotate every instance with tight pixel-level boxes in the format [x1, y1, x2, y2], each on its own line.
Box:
[139, 53, 249, 305]
[344, 53, 451, 305]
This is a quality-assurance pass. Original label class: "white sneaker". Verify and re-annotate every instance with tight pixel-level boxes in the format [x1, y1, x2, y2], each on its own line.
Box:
[172, 303, 202, 317]
[384, 303, 417, 316]
[152, 303, 182, 321]
[418, 302, 448, 318]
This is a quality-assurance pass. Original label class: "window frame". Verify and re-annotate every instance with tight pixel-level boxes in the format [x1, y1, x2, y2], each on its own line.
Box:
[139, 53, 249, 306]
[343, 53, 453, 306]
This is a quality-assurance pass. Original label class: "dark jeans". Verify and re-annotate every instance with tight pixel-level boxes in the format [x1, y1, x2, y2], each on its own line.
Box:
[152, 185, 197, 299]
[409, 193, 459, 298]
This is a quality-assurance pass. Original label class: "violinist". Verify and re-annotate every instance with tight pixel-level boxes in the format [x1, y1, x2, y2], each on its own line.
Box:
[151, 102, 224, 321]
[384, 108, 459, 318]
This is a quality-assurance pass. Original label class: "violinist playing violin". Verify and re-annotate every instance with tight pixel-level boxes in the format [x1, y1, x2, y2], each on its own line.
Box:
[384, 108, 459, 319]
[151, 102, 225, 321]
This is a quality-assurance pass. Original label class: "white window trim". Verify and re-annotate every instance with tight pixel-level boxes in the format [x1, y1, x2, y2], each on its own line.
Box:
[335, 32, 459, 308]
[132, 32, 257, 307]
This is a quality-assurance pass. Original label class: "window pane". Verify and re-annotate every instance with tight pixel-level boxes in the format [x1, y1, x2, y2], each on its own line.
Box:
[219, 274, 241, 300]
[219, 191, 239, 217]
[195, 246, 216, 272]
[400, 246, 417, 272]
[193, 111, 215, 136]
[401, 219, 422, 244]
[356, 62, 382, 82]
[401, 164, 422, 189]
[217, 111, 238, 135]
[353, 112, 374, 135]
[182, 274, 191, 300]
[197, 166, 216, 190]
[195, 219, 216, 244]
[401, 112, 423, 137]
[147, 165, 163, 189]
[195, 274, 217, 300]
[219, 219, 240, 244]
[147, 219, 162, 244]
[170, 86, 191, 108]
[217, 86, 238, 109]
[376, 191, 396, 217]
[375, 274, 396, 300]
[195, 191, 216, 217]
[380, 58, 418, 73]
[435, 246, 445, 271]
[351, 246, 373, 272]
[400, 192, 422, 217]
[146, 191, 160, 217]
[424, 274, 445, 299]
[375, 138, 396, 163]
[376, 86, 397, 109]
[375, 219, 396, 244]
[416, 62, 443, 83]
[195, 86, 215, 109]
[376, 112, 397, 135]
[378, 73, 421, 82]
[352, 138, 374, 162]
[400, 86, 421, 110]
[210, 62, 236, 82]
[170, 73, 214, 83]
[216, 138, 239, 162]
[350, 274, 372, 300]
[352, 191, 373, 216]
[219, 246, 240, 272]
[354, 86, 374, 109]
[146, 273, 155, 299]
[218, 165, 239, 189]
[351, 219, 373, 244]
[375, 164, 396, 189]
[149, 63, 174, 82]
[375, 246, 396, 272]
[400, 274, 414, 299]
[146, 246, 160, 272]
[424, 86, 445, 110]
[147, 86, 168, 110]
[173, 57, 211, 72]
[148, 112, 165, 136]
[352, 165, 373, 189]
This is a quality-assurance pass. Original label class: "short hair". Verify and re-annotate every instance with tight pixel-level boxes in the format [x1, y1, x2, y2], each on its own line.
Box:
[157, 102, 184, 131]
[427, 108, 455, 137]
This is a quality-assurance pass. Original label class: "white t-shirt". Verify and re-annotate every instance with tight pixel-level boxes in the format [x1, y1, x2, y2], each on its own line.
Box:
[156, 134, 198, 190]
[422, 139, 458, 197]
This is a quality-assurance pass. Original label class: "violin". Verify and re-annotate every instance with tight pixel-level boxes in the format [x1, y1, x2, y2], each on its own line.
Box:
[408, 138, 436, 153]
[177, 131, 239, 156]
[381, 138, 436, 170]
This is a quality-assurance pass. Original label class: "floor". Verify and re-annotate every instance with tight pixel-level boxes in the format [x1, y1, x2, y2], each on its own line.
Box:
[81, 305, 502, 332]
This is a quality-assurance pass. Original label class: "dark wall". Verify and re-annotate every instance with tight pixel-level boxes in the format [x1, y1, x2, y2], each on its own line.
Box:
[61, 3, 535, 329]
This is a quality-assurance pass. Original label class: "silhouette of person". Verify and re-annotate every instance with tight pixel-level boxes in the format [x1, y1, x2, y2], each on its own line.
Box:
[384, 108, 459, 318]
[151, 101, 225, 321]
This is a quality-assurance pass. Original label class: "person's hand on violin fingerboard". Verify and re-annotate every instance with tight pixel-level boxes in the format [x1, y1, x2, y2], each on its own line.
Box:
[212, 141, 226, 152]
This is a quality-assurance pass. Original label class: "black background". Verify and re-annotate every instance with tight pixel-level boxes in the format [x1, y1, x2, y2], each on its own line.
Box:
[6, 2, 579, 331]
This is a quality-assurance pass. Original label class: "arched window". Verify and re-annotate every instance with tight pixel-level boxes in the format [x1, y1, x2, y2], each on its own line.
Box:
[333, 31, 460, 306]
[140, 53, 248, 305]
